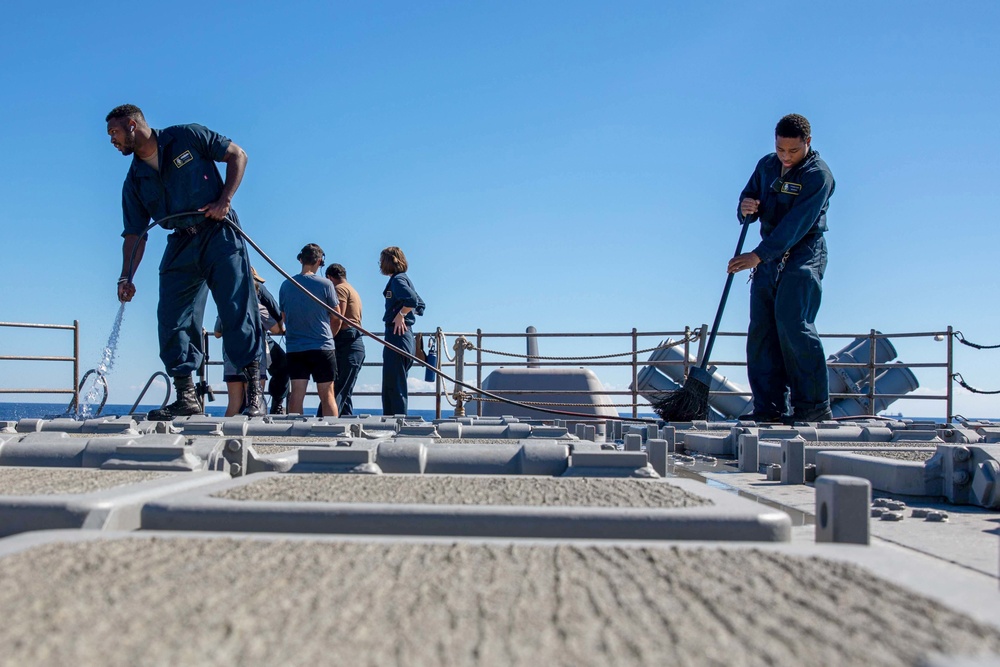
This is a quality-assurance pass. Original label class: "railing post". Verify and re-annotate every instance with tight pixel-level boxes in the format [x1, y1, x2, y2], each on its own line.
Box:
[454, 335, 468, 417]
[631, 328, 638, 419]
[946, 325, 954, 425]
[526, 326, 539, 369]
[682, 326, 691, 377]
[73, 319, 80, 413]
[476, 328, 483, 417]
[435, 328, 443, 419]
[867, 329, 877, 415]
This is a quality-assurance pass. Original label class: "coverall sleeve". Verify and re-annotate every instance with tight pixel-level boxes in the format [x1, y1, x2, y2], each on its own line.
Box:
[737, 158, 765, 224]
[393, 275, 425, 315]
[258, 284, 282, 323]
[181, 124, 232, 162]
[121, 179, 151, 237]
[750, 167, 834, 263]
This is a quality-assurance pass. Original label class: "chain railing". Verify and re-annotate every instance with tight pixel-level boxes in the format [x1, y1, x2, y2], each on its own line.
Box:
[200, 326, 958, 422]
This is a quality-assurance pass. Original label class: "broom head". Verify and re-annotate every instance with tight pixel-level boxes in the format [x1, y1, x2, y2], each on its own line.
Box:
[653, 366, 712, 422]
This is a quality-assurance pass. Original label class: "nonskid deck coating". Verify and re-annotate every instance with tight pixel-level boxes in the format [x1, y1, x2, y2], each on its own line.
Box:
[0, 537, 998, 667]
[853, 450, 935, 461]
[217, 475, 712, 508]
[0, 468, 168, 495]
[758, 440, 940, 448]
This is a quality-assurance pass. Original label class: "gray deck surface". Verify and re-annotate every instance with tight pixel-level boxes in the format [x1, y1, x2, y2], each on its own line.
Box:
[217, 475, 712, 508]
[853, 450, 935, 461]
[0, 537, 998, 667]
[761, 440, 938, 448]
[0, 468, 167, 495]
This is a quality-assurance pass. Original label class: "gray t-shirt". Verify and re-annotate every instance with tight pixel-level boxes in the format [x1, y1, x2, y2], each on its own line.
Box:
[279, 273, 339, 353]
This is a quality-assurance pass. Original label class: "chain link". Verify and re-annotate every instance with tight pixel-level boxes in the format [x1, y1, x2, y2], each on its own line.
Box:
[470, 395, 643, 408]
[469, 333, 699, 362]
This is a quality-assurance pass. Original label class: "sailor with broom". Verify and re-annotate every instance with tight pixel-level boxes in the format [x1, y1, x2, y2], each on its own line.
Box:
[727, 113, 835, 424]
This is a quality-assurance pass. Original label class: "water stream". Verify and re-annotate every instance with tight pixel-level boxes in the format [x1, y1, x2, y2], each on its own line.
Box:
[75, 303, 126, 419]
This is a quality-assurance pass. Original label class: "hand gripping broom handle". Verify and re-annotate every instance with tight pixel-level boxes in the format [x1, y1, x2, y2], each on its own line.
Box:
[698, 215, 752, 371]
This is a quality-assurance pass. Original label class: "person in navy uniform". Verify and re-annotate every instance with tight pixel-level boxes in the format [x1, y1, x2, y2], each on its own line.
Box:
[106, 104, 264, 420]
[379, 247, 424, 416]
[727, 114, 835, 424]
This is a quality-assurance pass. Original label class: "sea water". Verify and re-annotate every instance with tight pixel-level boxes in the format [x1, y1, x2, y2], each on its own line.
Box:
[75, 303, 126, 419]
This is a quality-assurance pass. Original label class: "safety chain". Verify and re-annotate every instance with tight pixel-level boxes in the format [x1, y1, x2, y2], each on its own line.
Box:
[470, 333, 699, 362]
[471, 395, 641, 408]
[954, 331, 1000, 350]
[953, 373, 1000, 395]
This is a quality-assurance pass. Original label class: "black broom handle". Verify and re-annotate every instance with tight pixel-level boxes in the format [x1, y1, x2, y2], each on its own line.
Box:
[698, 215, 752, 370]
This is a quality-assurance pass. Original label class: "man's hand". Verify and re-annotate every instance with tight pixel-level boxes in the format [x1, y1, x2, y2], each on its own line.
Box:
[728, 252, 761, 274]
[740, 198, 760, 217]
[199, 199, 231, 220]
[118, 280, 136, 303]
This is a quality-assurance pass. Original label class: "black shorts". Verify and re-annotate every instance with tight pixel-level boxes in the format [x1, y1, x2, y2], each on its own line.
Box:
[287, 349, 338, 384]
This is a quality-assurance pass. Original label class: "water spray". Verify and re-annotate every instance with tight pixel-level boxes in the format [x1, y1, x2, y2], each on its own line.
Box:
[74, 302, 126, 419]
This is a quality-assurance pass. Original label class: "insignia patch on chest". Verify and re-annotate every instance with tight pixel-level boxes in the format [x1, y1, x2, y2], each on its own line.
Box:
[780, 182, 802, 195]
[384, 290, 393, 299]
[173, 151, 194, 168]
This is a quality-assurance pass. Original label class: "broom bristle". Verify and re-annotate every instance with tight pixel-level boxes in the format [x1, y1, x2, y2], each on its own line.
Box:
[653, 375, 711, 422]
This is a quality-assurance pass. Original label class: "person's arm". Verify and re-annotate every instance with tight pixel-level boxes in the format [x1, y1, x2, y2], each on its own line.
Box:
[737, 158, 765, 224]
[199, 142, 248, 220]
[117, 234, 145, 302]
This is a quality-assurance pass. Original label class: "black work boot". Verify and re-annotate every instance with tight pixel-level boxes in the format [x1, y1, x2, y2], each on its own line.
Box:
[147, 376, 202, 421]
[242, 361, 265, 417]
[784, 406, 834, 425]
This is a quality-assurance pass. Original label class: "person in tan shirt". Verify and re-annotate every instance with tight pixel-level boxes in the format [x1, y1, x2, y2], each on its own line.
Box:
[326, 263, 365, 416]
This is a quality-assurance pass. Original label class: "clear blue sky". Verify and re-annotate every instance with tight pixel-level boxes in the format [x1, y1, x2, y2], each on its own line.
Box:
[1, 0, 998, 418]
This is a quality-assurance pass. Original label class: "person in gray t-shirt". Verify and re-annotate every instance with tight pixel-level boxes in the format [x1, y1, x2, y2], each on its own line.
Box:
[279, 243, 341, 416]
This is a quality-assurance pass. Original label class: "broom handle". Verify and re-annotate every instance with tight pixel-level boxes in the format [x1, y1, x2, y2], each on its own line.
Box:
[699, 215, 752, 370]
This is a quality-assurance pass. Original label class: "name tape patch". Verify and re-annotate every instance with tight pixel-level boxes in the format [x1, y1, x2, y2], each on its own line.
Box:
[173, 151, 193, 169]
[780, 182, 802, 195]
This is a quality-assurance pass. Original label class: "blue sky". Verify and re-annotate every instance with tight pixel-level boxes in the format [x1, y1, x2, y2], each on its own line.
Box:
[1, 1, 998, 417]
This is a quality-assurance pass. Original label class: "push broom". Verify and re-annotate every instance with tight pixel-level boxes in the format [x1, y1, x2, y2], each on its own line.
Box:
[654, 215, 752, 422]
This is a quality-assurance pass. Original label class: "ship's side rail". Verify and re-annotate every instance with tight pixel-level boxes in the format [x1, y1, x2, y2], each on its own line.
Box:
[430, 328, 953, 421]
[0, 320, 80, 407]
[203, 326, 954, 421]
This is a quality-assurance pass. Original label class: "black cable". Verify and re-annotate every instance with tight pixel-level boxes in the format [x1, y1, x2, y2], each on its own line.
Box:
[952, 373, 1000, 395]
[124, 212, 661, 424]
[954, 331, 1000, 350]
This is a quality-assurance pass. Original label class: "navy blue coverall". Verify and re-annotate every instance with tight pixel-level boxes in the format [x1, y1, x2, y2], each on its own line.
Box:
[739, 149, 835, 418]
[121, 124, 262, 379]
[381, 272, 425, 416]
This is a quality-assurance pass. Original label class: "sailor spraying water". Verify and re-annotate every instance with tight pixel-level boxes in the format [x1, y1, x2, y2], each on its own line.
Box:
[106, 104, 265, 420]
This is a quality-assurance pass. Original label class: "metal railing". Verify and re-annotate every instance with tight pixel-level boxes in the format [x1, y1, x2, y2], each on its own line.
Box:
[0, 320, 80, 407]
[202, 326, 955, 422]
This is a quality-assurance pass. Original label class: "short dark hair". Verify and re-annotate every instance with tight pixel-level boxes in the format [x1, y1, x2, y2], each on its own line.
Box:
[379, 246, 408, 275]
[326, 263, 346, 280]
[297, 243, 325, 266]
[106, 104, 145, 124]
[775, 114, 811, 140]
